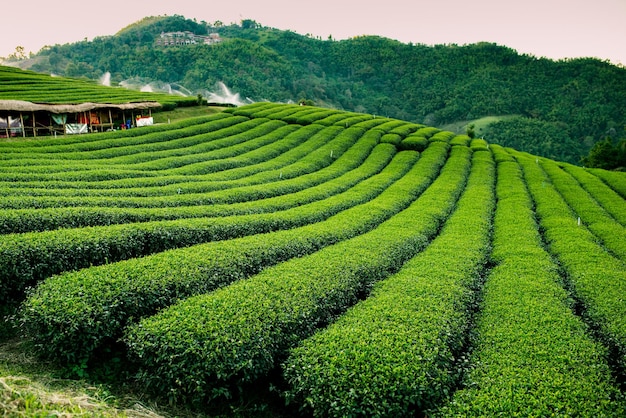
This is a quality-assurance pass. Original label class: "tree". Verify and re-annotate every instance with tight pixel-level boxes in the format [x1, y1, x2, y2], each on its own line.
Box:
[581, 137, 620, 169]
[241, 19, 259, 29]
[8, 46, 28, 60]
[466, 123, 476, 139]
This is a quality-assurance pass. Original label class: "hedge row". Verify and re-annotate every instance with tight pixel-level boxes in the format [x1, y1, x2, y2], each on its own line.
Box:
[0, 136, 394, 303]
[122, 142, 458, 406]
[0, 113, 238, 157]
[515, 151, 626, 374]
[0, 123, 314, 198]
[0, 133, 389, 234]
[290, 109, 344, 125]
[399, 135, 429, 152]
[541, 158, 626, 262]
[449, 134, 471, 147]
[0, 114, 227, 152]
[245, 103, 300, 118]
[380, 133, 402, 146]
[414, 126, 441, 138]
[0, 126, 367, 210]
[314, 112, 365, 126]
[332, 114, 378, 127]
[283, 149, 494, 417]
[0, 121, 298, 193]
[439, 154, 624, 416]
[588, 168, 626, 199]
[228, 102, 279, 117]
[0, 125, 345, 196]
[469, 138, 489, 152]
[0, 118, 286, 177]
[489, 144, 515, 163]
[388, 123, 424, 136]
[352, 119, 407, 132]
[283, 108, 333, 125]
[18, 148, 423, 366]
[0, 118, 278, 182]
[560, 162, 626, 227]
[429, 130, 456, 143]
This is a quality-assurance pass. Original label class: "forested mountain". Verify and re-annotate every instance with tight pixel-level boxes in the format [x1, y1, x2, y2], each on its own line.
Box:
[8, 15, 626, 164]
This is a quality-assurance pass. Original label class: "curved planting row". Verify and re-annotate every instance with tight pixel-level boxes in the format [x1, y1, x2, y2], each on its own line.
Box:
[0, 138, 401, 302]
[540, 158, 626, 262]
[437, 149, 623, 416]
[123, 142, 460, 405]
[514, 150, 626, 374]
[0, 113, 237, 158]
[0, 132, 388, 234]
[4, 103, 626, 415]
[0, 123, 330, 199]
[283, 148, 495, 417]
[560, 162, 626, 227]
[590, 168, 626, 198]
[0, 65, 193, 107]
[0, 118, 287, 178]
[0, 124, 344, 193]
[18, 146, 426, 366]
[0, 126, 363, 209]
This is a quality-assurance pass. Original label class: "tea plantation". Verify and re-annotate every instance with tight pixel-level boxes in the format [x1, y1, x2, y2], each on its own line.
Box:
[2, 102, 626, 416]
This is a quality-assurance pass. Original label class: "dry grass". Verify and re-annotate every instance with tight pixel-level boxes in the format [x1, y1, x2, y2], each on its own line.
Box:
[0, 339, 166, 417]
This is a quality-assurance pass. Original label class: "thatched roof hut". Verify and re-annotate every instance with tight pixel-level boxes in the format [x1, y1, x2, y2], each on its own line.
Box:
[0, 99, 161, 113]
[0, 100, 162, 137]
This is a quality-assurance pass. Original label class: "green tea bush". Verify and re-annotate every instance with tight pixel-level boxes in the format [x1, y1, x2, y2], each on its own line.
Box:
[541, 158, 626, 262]
[284, 149, 493, 417]
[588, 168, 626, 199]
[561, 163, 626, 226]
[470, 138, 489, 152]
[429, 130, 456, 143]
[20, 148, 418, 366]
[399, 135, 429, 152]
[123, 142, 457, 406]
[515, 151, 626, 375]
[439, 153, 624, 416]
[489, 144, 515, 163]
[380, 133, 402, 146]
[0, 134, 387, 234]
[0, 133, 389, 302]
[449, 134, 471, 147]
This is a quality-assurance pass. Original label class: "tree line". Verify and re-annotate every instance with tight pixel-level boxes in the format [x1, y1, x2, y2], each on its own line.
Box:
[12, 15, 626, 166]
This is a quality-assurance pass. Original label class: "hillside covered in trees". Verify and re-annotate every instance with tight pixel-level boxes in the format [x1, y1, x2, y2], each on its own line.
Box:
[7, 15, 626, 165]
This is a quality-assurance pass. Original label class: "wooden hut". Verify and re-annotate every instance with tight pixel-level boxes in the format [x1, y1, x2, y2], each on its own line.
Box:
[0, 100, 162, 138]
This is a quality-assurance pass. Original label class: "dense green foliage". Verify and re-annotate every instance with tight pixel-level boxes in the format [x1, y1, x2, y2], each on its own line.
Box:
[438, 146, 623, 416]
[2, 103, 626, 416]
[9, 15, 626, 164]
[581, 137, 626, 169]
[284, 149, 494, 416]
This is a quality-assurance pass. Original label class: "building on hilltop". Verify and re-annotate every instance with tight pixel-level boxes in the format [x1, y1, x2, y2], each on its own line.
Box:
[155, 31, 222, 47]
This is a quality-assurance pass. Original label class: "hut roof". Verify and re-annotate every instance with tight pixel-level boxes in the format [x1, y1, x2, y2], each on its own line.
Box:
[0, 100, 162, 113]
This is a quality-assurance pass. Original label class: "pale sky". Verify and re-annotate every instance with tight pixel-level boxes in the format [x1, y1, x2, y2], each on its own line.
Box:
[1, 0, 625, 65]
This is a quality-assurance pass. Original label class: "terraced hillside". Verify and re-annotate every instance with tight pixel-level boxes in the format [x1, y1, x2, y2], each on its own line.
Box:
[0, 65, 196, 108]
[2, 102, 626, 416]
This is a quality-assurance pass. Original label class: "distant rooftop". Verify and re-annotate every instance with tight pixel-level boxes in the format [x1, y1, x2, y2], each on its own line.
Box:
[155, 31, 222, 47]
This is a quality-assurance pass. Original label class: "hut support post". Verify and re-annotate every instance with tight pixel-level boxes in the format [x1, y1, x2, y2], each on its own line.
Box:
[32, 112, 37, 138]
[19, 112, 25, 137]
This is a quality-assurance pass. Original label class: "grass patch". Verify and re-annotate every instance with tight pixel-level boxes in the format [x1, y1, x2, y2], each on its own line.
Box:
[151, 105, 227, 124]
[0, 338, 221, 417]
